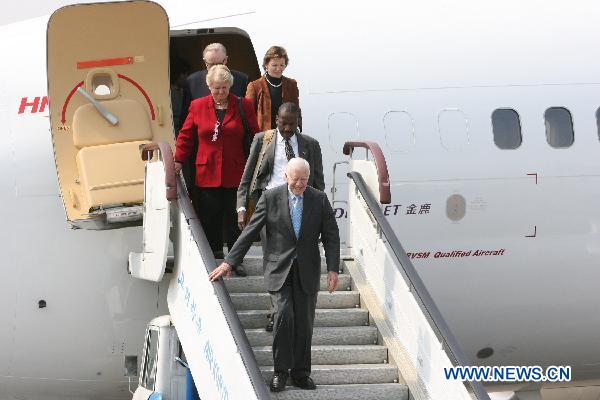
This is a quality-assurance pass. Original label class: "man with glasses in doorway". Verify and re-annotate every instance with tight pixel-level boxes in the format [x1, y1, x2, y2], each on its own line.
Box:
[180, 42, 249, 126]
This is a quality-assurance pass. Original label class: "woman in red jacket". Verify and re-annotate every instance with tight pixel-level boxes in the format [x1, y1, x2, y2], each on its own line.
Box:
[174, 65, 259, 273]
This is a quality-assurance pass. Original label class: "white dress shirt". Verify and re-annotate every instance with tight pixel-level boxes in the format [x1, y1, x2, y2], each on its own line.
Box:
[266, 130, 299, 190]
[237, 130, 299, 213]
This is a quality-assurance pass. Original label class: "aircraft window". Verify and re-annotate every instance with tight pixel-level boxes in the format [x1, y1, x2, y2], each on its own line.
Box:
[544, 107, 574, 148]
[492, 109, 522, 149]
[596, 108, 600, 141]
[141, 329, 159, 390]
[383, 110, 416, 152]
[438, 109, 470, 151]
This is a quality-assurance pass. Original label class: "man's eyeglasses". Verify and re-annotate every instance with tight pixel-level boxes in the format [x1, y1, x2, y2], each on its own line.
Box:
[204, 60, 226, 69]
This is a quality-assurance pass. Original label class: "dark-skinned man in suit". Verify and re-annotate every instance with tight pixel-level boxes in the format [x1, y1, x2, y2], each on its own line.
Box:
[209, 158, 340, 392]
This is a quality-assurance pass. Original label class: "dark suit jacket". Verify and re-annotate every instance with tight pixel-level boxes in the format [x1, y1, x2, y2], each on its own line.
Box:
[246, 75, 299, 131]
[174, 94, 259, 188]
[180, 69, 249, 127]
[226, 185, 340, 293]
[236, 131, 325, 209]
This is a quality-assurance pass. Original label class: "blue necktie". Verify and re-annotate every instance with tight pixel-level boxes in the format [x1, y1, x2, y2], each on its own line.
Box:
[291, 195, 302, 238]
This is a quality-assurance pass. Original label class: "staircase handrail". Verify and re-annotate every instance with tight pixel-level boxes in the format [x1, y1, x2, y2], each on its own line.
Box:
[174, 176, 271, 399]
[345, 139, 490, 400]
[343, 141, 391, 204]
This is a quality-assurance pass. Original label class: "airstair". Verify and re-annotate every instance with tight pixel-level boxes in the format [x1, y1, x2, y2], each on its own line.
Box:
[128, 141, 491, 400]
[227, 255, 408, 399]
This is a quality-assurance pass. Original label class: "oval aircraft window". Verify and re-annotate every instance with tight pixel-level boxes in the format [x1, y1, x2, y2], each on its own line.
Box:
[596, 108, 600, 141]
[544, 107, 574, 148]
[438, 109, 470, 151]
[492, 108, 522, 149]
[383, 110, 415, 153]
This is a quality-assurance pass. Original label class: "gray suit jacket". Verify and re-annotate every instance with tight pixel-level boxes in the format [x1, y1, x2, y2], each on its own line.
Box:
[236, 131, 325, 210]
[226, 185, 340, 293]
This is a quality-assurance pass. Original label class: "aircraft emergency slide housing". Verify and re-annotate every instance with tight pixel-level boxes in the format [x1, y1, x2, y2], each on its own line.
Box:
[47, 1, 174, 229]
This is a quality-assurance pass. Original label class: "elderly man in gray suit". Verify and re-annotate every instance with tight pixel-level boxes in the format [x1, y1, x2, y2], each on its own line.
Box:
[209, 158, 340, 393]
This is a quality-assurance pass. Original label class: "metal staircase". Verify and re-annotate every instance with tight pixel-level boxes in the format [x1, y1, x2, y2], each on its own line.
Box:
[224, 255, 410, 400]
[129, 140, 491, 400]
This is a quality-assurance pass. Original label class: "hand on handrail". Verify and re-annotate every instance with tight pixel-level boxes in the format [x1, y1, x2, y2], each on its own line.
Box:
[174, 161, 183, 174]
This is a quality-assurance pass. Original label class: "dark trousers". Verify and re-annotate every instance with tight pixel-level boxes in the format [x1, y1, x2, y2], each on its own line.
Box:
[192, 186, 240, 256]
[269, 261, 318, 378]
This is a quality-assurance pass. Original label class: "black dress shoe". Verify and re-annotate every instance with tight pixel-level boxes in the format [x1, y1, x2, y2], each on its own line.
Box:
[233, 264, 247, 277]
[291, 376, 316, 390]
[269, 372, 288, 392]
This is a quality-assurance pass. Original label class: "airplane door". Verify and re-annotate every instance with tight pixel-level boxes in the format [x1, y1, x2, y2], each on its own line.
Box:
[47, 1, 173, 229]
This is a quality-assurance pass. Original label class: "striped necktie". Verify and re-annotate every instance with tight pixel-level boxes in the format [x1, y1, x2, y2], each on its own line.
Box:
[284, 138, 295, 161]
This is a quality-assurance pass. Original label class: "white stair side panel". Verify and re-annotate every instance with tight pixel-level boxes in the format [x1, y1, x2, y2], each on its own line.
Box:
[348, 175, 473, 400]
[167, 204, 259, 400]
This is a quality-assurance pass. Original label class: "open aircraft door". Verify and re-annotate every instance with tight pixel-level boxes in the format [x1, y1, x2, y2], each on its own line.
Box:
[47, 1, 173, 229]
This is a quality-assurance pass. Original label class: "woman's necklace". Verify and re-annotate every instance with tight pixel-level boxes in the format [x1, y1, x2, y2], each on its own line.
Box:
[265, 75, 282, 88]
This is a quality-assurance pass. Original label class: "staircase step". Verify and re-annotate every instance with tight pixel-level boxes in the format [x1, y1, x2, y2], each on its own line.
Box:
[245, 326, 378, 347]
[225, 274, 353, 293]
[260, 364, 399, 385]
[315, 291, 359, 309]
[240, 256, 342, 276]
[238, 308, 369, 329]
[253, 345, 388, 366]
[230, 291, 360, 311]
[270, 383, 409, 400]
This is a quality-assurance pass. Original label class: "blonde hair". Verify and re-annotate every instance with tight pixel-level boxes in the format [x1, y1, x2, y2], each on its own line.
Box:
[206, 64, 234, 87]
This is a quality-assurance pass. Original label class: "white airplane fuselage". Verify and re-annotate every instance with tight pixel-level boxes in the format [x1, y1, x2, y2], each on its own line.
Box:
[2, 1, 600, 398]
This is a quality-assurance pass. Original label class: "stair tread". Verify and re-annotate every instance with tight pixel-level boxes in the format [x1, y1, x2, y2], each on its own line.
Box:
[261, 363, 397, 371]
[230, 291, 360, 297]
[245, 326, 377, 334]
[237, 308, 368, 329]
[270, 383, 408, 400]
[253, 344, 385, 351]
[231, 291, 360, 311]
[225, 274, 353, 293]
[237, 255, 343, 276]
[238, 308, 367, 315]
[245, 326, 378, 346]
[260, 363, 399, 385]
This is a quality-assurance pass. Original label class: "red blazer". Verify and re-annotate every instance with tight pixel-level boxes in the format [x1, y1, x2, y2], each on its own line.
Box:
[175, 94, 260, 188]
